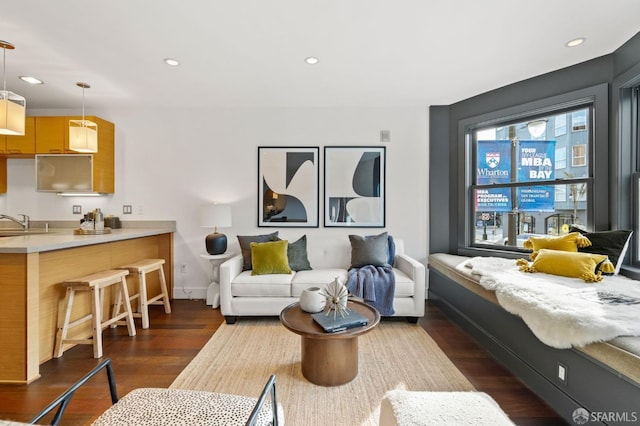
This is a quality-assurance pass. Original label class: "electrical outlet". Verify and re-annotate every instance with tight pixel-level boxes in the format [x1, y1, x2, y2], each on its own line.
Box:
[380, 129, 391, 143]
[557, 363, 567, 385]
[123, 205, 132, 214]
[137, 205, 144, 215]
[179, 264, 187, 274]
[72, 205, 82, 214]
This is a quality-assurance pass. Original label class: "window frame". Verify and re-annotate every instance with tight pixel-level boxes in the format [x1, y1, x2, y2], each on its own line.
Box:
[456, 83, 609, 257]
[631, 87, 640, 265]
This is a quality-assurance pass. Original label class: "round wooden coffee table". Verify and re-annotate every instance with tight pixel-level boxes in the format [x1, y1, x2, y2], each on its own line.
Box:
[280, 299, 380, 386]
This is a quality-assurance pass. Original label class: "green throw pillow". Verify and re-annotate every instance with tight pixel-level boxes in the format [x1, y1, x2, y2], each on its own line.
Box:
[250, 240, 292, 275]
[237, 232, 279, 271]
[349, 232, 390, 268]
[288, 235, 312, 271]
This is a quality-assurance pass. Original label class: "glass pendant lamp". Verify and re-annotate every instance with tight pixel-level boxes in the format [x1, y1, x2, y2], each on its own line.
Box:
[0, 40, 26, 136]
[69, 82, 98, 153]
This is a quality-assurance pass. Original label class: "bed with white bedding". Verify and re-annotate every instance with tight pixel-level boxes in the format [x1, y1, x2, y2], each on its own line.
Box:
[428, 253, 640, 426]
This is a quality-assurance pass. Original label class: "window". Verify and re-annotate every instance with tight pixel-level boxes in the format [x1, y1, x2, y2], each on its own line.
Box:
[554, 114, 567, 136]
[572, 144, 587, 167]
[572, 110, 587, 132]
[469, 105, 592, 250]
[555, 147, 566, 169]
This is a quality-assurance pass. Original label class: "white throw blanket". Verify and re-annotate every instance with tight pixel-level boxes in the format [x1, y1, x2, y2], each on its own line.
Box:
[459, 257, 640, 349]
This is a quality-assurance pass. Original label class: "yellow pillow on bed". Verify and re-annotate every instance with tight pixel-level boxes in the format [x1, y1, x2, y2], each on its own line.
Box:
[517, 249, 615, 283]
[523, 232, 592, 260]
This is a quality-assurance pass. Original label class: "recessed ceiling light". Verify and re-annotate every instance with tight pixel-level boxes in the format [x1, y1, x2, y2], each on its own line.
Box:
[19, 76, 43, 85]
[305, 56, 319, 65]
[163, 58, 180, 66]
[566, 37, 586, 48]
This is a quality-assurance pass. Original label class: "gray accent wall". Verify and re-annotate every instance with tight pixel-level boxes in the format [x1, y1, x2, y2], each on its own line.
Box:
[429, 31, 640, 254]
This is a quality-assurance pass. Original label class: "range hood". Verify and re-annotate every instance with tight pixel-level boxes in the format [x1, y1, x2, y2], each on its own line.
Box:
[36, 154, 104, 196]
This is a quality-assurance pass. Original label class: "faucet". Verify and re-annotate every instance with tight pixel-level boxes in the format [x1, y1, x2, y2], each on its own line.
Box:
[0, 214, 30, 230]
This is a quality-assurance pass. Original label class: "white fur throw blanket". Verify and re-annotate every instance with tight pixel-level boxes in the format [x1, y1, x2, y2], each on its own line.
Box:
[458, 257, 640, 349]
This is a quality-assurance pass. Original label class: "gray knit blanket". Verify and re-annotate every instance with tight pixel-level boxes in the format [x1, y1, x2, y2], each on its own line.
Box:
[346, 265, 396, 316]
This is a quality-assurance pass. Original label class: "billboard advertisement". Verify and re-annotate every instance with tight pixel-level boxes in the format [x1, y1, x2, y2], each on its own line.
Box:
[476, 140, 556, 212]
[476, 140, 512, 212]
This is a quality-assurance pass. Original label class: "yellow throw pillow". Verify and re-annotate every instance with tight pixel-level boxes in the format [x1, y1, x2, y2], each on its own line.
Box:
[250, 240, 292, 275]
[523, 232, 592, 260]
[517, 249, 615, 283]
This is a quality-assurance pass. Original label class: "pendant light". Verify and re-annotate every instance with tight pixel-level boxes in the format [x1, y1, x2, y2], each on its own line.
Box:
[0, 40, 26, 136]
[69, 82, 98, 153]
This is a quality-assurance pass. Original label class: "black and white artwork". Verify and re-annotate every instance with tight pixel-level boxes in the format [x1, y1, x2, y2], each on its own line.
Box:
[324, 146, 386, 227]
[258, 146, 319, 227]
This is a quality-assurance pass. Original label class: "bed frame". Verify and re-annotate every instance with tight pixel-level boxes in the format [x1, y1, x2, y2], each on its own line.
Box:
[429, 265, 640, 426]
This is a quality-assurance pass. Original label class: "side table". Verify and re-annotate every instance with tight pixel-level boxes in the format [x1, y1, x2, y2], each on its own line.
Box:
[280, 299, 380, 386]
[200, 253, 233, 308]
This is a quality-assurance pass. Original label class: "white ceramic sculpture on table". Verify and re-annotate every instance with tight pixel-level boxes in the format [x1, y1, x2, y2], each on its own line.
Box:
[321, 277, 350, 319]
[299, 287, 325, 313]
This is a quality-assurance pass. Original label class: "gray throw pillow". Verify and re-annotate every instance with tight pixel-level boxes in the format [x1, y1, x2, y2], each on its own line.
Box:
[288, 235, 312, 271]
[349, 232, 390, 268]
[237, 232, 279, 271]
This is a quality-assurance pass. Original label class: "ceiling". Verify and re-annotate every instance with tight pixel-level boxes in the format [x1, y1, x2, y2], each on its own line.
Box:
[2, 1, 640, 110]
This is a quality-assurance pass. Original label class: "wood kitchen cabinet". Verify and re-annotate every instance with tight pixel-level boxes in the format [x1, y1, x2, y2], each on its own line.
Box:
[2, 116, 36, 156]
[35, 115, 113, 155]
[34, 116, 67, 153]
[0, 115, 115, 194]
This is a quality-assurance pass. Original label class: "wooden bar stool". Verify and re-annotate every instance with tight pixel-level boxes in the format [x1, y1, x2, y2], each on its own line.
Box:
[115, 259, 171, 329]
[54, 269, 136, 359]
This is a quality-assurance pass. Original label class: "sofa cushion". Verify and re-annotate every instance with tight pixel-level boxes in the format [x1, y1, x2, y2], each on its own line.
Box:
[250, 240, 292, 275]
[291, 269, 349, 297]
[287, 235, 312, 271]
[393, 268, 415, 297]
[237, 232, 279, 271]
[231, 270, 293, 297]
[349, 232, 391, 268]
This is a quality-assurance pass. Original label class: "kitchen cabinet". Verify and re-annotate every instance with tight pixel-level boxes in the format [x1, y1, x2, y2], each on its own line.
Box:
[2, 116, 36, 156]
[88, 116, 115, 193]
[35, 115, 113, 155]
[34, 116, 67, 153]
[0, 115, 114, 194]
[0, 158, 6, 193]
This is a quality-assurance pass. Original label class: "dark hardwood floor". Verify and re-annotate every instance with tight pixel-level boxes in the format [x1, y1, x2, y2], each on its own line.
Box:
[0, 300, 566, 425]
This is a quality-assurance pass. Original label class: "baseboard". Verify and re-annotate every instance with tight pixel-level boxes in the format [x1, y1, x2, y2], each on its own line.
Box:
[172, 286, 207, 300]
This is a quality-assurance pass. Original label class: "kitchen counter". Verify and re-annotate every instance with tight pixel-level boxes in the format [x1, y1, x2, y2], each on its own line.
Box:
[0, 223, 175, 384]
[0, 226, 176, 253]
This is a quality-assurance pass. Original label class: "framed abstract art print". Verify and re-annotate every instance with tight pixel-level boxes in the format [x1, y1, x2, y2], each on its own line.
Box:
[324, 146, 386, 227]
[258, 146, 319, 227]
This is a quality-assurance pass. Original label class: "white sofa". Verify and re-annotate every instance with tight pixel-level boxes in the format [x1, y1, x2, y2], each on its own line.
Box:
[219, 236, 426, 324]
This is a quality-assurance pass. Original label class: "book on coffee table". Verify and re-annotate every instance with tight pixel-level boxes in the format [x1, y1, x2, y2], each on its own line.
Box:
[311, 310, 369, 333]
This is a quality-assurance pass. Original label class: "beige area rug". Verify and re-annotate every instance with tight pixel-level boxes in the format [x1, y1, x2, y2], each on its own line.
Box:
[170, 319, 475, 426]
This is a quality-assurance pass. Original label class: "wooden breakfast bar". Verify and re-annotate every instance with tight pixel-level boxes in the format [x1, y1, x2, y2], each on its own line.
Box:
[0, 224, 175, 384]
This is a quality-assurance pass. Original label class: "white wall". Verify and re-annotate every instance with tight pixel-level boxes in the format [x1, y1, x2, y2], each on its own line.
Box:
[1, 107, 429, 299]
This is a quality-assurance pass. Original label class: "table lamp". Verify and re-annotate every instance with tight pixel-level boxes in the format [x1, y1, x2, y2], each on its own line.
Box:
[200, 204, 232, 255]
